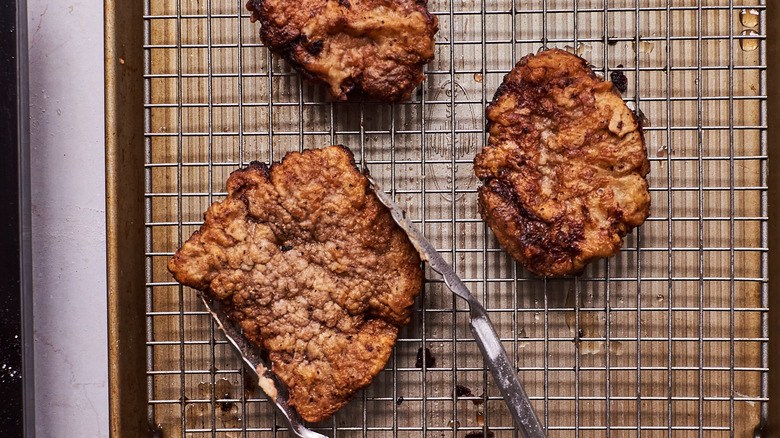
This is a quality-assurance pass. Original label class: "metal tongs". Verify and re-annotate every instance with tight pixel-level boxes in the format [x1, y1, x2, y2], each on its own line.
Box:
[367, 176, 547, 438]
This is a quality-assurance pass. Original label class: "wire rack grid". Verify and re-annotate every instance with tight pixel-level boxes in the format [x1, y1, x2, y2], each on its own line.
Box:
[143, 0, 768, 436]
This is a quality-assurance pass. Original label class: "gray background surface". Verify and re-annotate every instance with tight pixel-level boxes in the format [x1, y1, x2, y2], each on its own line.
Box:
[28, 0, 109, 436]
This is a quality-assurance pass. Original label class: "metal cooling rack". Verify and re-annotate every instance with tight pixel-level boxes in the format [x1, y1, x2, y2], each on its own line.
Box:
[143, 0, 768, 436]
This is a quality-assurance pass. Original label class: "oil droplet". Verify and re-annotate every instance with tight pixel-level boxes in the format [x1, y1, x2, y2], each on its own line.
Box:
[610, 340, 625, 356]
[447, 419, 461, 429]
[656, 145, 668, 158]
[197, 381, 210, 397]
[518, 327, 529, 349]
[656, 293, 664, 303]
[740, 9, 759, 28]
[185, 401, 207, 429]
[740, 29, 759, 51]
[632, 41, 655, 54]
[563, 43, 591, 57]
[534, 312, 541, 321]
[477, 411, 485, 426]
[150, 423, 163, 438]
[473, 73, 483, 83]
[215, 378, 233, 400]
[576, 43, 592, 57]
[581, 340, 605, 355]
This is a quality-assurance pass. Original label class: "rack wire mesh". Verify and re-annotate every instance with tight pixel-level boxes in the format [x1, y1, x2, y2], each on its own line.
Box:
[143, 0, 768, 436]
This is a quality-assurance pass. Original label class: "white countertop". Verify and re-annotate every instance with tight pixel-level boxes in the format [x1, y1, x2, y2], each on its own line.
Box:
[28, 1, 109, 436]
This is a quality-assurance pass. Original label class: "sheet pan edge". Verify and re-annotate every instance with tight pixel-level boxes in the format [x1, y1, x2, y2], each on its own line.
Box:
[105, 0, 148, 436]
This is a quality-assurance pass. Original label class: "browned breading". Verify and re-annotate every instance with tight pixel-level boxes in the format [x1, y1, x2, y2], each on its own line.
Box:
[168, 146, 423, 422]
[246, 0, 437, 102]
[474, 49, 651, 277]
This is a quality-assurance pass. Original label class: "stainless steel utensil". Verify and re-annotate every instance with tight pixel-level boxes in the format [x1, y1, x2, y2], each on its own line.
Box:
[199, 295, 327, 438]
[367, 175, 547, 438]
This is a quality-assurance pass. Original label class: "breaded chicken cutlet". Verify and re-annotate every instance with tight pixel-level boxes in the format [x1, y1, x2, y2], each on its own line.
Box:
[246, 0, 438, 101]
[474, 49, 650, 277]
[168, 146, 423, 422]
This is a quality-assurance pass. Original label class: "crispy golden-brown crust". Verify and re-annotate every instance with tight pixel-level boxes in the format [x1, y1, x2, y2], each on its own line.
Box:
[474, 49, 650, 277]
[246, 0, 437, 101]
[168, 146, 423, 422]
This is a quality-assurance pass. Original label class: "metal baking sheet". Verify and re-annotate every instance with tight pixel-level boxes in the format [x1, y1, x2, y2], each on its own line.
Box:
[131, 0, 768, 436]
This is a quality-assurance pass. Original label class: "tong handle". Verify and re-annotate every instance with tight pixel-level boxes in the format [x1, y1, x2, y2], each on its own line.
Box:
[367, 177, 546, 436]
[468, 301, 547, 438]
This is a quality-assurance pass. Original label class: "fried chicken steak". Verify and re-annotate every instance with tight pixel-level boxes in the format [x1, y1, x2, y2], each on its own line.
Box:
[474, 49, 650, 277]
[168, 146, 423, 422]
[246, 0, 438, 101]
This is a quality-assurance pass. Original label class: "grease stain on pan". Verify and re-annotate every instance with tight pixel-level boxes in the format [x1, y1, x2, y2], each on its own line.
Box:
[185, 378, 242, 436]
